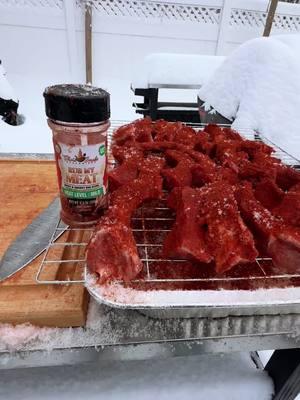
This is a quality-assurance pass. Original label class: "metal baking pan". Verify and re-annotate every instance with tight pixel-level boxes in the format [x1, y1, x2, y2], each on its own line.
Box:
[86, 275, 300, 319]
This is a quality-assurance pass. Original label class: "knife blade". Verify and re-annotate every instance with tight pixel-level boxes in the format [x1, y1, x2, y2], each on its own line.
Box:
[0, 197, 68, 282]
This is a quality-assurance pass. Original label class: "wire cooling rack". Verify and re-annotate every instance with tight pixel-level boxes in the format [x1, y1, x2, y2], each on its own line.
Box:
[36, 122, 300, 289]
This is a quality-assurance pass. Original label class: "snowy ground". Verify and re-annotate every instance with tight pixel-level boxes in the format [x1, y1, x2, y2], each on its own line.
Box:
[0, 352, 273, 400]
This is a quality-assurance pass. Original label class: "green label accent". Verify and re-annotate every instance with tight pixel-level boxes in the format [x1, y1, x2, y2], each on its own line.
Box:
[63, 187, 104, 199]
[99, 145, 106, 156]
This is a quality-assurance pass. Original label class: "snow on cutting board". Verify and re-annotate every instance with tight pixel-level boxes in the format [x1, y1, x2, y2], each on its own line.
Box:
[199, 34, 300, 160]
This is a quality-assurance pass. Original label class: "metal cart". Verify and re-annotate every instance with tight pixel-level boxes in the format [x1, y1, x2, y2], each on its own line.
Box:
[1, 121, 300, 400]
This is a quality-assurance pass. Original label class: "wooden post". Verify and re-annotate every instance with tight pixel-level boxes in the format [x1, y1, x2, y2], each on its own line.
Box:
[215, 0, 231, 55]
[63, 0, 78, 82]
[263, 0, 279, 36]
[85, 3, 92, 84]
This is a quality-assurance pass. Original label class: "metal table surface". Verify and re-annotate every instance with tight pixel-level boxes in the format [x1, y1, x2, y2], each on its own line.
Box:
[1, 145, 300, 399]
[1, 303, 299, 370]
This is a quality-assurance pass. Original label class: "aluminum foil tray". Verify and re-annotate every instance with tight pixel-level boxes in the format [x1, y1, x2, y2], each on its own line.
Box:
[39, 123, 300, 319]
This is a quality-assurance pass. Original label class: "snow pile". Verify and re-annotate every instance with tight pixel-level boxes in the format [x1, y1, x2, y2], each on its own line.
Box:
[0, 352, 273, 400]
[0, 63, 17, 102]
[199, 34, 300, 160]
[132, 53, 226, 88]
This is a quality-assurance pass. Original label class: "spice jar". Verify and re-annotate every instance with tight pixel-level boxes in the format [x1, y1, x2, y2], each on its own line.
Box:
[44, 84, 110, 227]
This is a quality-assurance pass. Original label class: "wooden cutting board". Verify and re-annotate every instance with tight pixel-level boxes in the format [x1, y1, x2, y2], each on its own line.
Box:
[0, 158, 89, 327]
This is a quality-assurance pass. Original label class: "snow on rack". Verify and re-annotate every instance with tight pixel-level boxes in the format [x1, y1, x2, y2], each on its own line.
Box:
[199, 34, 300, 160]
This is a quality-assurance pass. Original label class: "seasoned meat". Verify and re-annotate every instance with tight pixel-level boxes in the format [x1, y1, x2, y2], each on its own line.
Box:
[198, 182, 258, 273]
[237, 182, 300, 273]
[87, 172, 163, 283]
[113, 118, 153, 145]
[163, 187, 212, 263]
[273, 188, 300, 227]
[254, 179, 284, 210]
[88, 118, 300, 282]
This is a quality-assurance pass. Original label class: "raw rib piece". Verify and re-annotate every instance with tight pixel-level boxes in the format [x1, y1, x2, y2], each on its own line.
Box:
[108, 160, 139, 191]
[109, 143, 165, 191]
[254, 179, 284, 210]
[163, 187, 212, 263]
[162, 159, 194, 189]
[290, 183, 300, 193]
[240, 140, 274, 159]
[194, 133, 215, 155]
[164, 149, 191, 166]
[237, 182, 300, 273]
[109, 145, 144, 191]
[236, 182, 278, 249]
[191, 162, 217, 187]
[160, 149, 195, 189]
[113, 118, 153, 145]
[273, 188, 300, 227]
[268, 227, 300, 274]
[186, 149, 217, 166]
[113, 122, 136, 145]
[152, 119, 170, 139]
[198, 182, 258, 273]
[276, 163, 300, 190]
[87, 173, 163, 283]
[173, 125, 198, 147]
[111, 144, 143, 163]
[222, 127, 244, 141]
[191, 160, 238, 187]
[218, 167, 239, 185]
[204, 124, 243, 143]
[163, 149, 220, 188]
[138, 155, 166, 177]
[153, 121, 180, 142]
[109, 172, 163, 224]
[153, 121, 198, 147]
[251, 151, 300, 190]
[238, 158, 277, 182]
[140, 141, 180, 153]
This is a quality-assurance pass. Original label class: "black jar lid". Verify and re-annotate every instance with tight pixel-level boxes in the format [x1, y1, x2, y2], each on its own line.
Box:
[43, 84, 110, 124]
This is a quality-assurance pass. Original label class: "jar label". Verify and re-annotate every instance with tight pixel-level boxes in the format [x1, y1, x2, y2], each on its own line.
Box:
[54, 141, 107, 212]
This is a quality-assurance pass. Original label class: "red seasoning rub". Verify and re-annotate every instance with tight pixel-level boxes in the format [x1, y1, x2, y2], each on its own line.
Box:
[198, 182, 258, 273]
[163, 187, 212, 263]
[87, 169, 163, 283]
[44, 84, 110, 227]
[86, 119, 300, 283]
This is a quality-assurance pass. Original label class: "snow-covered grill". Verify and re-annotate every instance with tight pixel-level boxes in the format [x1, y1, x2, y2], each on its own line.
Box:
[36, 123, 300, 318]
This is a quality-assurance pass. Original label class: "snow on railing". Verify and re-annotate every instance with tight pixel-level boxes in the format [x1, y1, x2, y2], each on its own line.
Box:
[230, 7, 300, 31]
[1, 0, 300, 33]
[0, 0, 63, 8]
[75, 0, 300, 32]
[78, 0, 222, 24]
